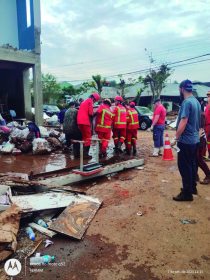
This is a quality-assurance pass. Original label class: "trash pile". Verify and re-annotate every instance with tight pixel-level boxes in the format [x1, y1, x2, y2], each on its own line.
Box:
[0, 172, 102, 263]
[0, 123, 65, 155]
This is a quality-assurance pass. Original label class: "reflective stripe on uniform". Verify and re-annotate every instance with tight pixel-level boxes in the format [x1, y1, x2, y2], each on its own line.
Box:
[117, 108, 126, 124]
[128, 110, 138, 126]
[100, 109, 113, 127]
[115, 121, 126, 124]
[97, 125, 111, 128]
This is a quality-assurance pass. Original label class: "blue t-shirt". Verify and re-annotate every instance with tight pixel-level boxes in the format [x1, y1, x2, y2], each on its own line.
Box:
[176, 96, 201, 144]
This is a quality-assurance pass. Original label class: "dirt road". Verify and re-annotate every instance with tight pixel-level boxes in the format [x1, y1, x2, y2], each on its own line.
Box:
[1, 130, 210, 280]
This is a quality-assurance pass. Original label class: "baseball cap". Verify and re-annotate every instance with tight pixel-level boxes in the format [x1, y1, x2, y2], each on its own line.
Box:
[179, 79, 193, 92]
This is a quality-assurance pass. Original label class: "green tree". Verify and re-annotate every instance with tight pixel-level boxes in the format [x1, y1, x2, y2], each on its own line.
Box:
[91, 74, 106, 93]
[81, 74, 106, 94]
[42, 73, 61, 104]
[143, 64, 172, 104]
[63, 84, 78, 96]
[133, 76, 147, 105]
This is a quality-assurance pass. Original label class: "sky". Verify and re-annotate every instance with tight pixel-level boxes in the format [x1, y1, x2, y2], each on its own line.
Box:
[40, 0, 210, 84]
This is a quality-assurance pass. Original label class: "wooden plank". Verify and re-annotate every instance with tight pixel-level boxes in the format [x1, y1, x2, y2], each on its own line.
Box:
[49, 200, 101, 239]
[10, 192, 101, 213]
[40, 159, 144, 187]
[28, 222, 57, 238]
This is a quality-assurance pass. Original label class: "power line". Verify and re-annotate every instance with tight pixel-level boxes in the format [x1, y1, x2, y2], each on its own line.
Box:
[45, 37, 210, 70]
[56, 56, 210, 83]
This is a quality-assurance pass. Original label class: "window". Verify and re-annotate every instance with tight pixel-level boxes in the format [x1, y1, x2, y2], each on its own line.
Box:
[26, 0, 31, 27]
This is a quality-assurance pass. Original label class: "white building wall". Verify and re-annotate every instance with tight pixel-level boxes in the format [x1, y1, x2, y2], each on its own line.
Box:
[0, 0, 19, 48]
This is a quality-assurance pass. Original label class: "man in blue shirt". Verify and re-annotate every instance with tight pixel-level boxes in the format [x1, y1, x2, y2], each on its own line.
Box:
[173, 80, 201, 201]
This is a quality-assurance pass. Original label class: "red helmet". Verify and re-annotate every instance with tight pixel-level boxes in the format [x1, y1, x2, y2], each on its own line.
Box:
[115, 95, 123, 102]
[130, 102, 135, 107]
[92, 92, 100, 101]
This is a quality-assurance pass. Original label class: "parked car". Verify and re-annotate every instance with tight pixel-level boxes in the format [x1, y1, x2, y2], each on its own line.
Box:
[135, 106, 153, 130]
[43, 105, 60, 117]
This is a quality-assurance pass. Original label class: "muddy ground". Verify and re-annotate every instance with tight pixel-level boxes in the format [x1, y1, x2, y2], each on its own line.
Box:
[0, 130, 210, 280]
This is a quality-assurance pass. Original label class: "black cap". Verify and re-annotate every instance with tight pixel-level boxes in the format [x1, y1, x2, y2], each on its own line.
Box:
[69, 101, 75, 106]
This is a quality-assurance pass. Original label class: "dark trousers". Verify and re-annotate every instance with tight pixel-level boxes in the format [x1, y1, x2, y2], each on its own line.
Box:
[177, 142, 198, 195]
[65, 131, 82, 157]
[153, 125, 164, 148]
[197, 137, 210, 177]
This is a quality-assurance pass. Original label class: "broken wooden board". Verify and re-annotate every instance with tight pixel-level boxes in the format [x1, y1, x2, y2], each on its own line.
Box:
[40, 158, 144, 186]
[28, 222, 57, 238]
[0, 204, 21, 262]
[0, 172, 29, 180]
[10, 192, 101, 213]
[49, 199, 101, 239]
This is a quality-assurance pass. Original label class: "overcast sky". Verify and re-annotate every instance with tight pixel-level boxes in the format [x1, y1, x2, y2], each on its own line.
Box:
[41, 0, 210, 84]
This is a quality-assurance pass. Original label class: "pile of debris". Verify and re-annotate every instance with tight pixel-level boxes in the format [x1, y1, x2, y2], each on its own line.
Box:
[0, 124, 65, 155]
[0, 172, 102, 264]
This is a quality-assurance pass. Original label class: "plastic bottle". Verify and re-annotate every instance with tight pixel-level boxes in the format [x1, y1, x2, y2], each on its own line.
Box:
[26, 227, 35, 241]
[34, 218, 48, 228]
[30, 255, 55, 265]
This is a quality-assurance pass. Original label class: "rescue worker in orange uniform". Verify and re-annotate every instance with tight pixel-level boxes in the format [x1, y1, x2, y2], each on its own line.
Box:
[77, 92, 100, 157]
[95, 99, 113, 158]
[112, 95, 127, 152]
[204, 91, 210, 159]
[126, 102, 139, 155]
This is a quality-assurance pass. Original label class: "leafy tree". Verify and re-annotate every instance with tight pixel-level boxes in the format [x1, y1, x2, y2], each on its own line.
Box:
[143, 64, 172, 103]
[63, 84, 79, 96]
[42, 73, 61, 104]
[133, 76, 147, 105]
[81, 74, 107, 94]
[91, 74, 106, 93]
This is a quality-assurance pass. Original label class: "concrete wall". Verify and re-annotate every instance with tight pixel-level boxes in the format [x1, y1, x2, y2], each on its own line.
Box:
[0, 0, 19, 48]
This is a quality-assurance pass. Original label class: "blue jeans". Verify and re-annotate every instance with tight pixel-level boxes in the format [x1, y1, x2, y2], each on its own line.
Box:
[177, 142, 198, 195]
[153, 125, 165, 148]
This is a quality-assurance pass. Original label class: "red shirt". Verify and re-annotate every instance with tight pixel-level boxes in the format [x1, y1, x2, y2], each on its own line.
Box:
[152, 104, 166, 125]
[77, 98, 93, 126]
[205, 104, 210, 125]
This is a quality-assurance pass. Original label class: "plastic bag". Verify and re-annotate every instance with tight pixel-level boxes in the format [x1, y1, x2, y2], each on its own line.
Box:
[39, 126, 49, 138]
[10, 128, 29, 139]
[46, 115, 59, 126]
[0, 142, 15, 154]
[0, 126, 11, 133]
[32, 138, 51, 155]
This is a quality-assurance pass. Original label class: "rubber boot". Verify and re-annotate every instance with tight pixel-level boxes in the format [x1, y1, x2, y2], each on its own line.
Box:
[83, 146, 92, 159]
[132, 144, 137, 156]
[125, 148, 131, 156]
[114, 143, 119, 154]
[151, 147, 159, 157]
[159, 146, 164, 156]
[118, 142, 123, 153]
[73, 144, 80, 158]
